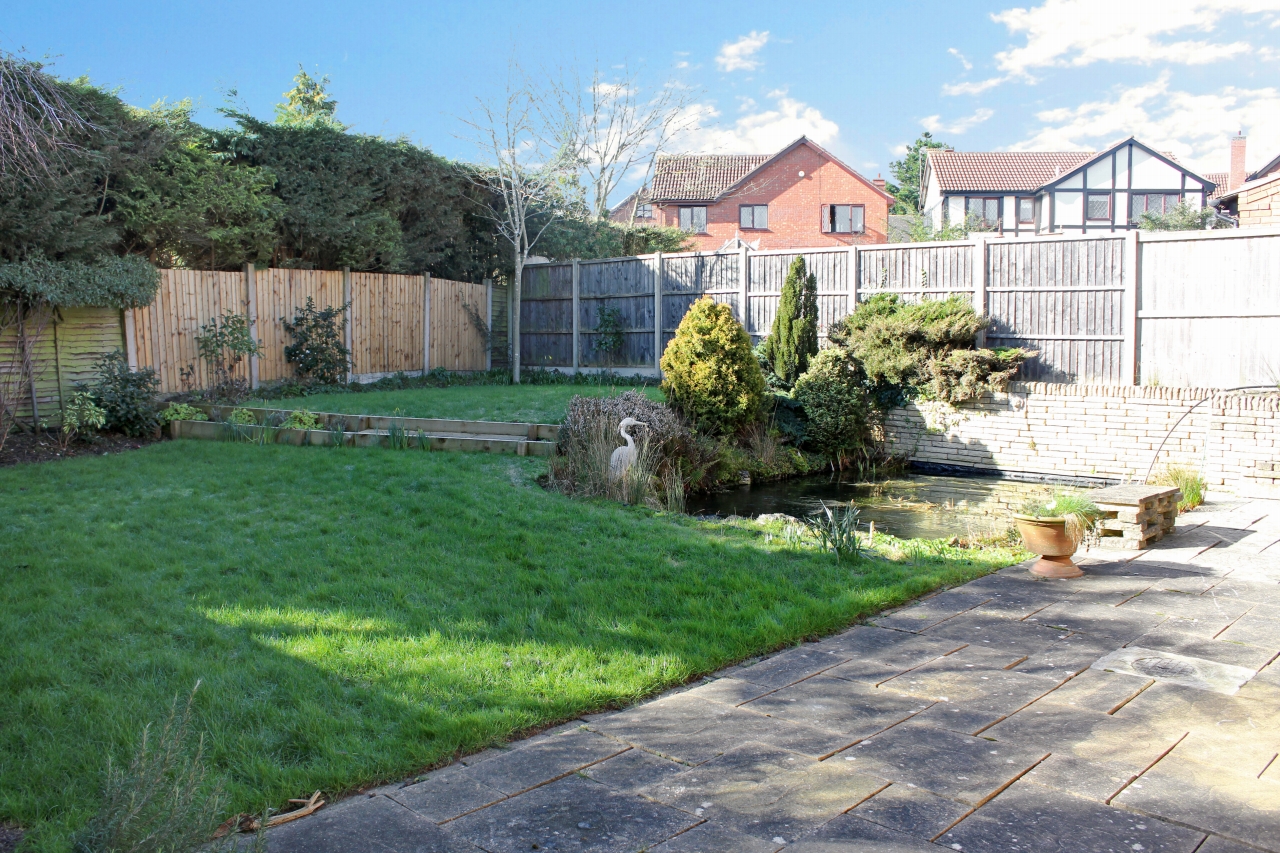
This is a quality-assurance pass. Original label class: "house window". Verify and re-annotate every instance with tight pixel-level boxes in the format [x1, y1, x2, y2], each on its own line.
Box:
[1130, 193, 1182, 219]
[1017, 197, 1035, 224]
[1086, 193, 1111, 221]
[827, 204, 864, 234]
[678, 206, 707, 233]
[635, 203, 653, 220]
[965, 197, 1000, 228]
[739, 204, 769, 229]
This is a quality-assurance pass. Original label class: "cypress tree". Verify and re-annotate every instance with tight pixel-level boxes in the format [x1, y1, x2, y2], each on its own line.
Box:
[763, 256, 819, 386]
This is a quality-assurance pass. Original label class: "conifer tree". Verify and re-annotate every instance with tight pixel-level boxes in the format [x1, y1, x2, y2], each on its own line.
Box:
[762, 256, 819, 386]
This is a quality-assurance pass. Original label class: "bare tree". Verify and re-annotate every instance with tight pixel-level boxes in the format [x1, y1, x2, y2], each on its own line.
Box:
[549, 63, 699, 221]
[461, 65, 576, 383]
[0, 52, 93, 181]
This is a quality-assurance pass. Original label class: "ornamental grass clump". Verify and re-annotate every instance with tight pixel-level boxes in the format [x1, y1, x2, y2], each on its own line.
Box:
[1019, 492, 1103, 547]
[660, 297, 765, 435]
[1158, 465, 1205, 512]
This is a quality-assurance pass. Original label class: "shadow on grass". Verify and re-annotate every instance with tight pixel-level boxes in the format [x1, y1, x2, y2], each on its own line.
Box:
[0, 441, 1017, 851]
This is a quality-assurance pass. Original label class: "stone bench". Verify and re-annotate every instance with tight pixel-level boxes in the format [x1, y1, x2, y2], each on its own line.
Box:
[1091, 484, 1181, 550]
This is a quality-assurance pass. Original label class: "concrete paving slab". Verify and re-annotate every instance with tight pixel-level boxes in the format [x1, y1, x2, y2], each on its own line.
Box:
[1025, 601, 1168, 644]
[1021, 753, 1139, 802]
[938, 779, 1205, 853]
[871, 591, 993, 633]
[789, 813, 953, 852]
[1091, 646, 1256, 695]
[647, 821, 784, 853]
[263, 793, 479, 853]
[1197, 835, 1269, 853]
[843, 721, 1048, 806]
[1007, 634, 1116, 683]
[587, 694, 852, 764]
[848, 781, 971, 839]
[984, 703, 1183, 774]
[922, 614, 1068, 658]
[733, 648, 851, 689]
[1173, 730, 1280, 780]
[1036, 668, 1152, 714]
[445, 773, 698, 853]
[1115, 754, 1280, 851]
[889, 642, 1033, 675]
[1119, 590, 1253, 636]
[1126, 625, 1276, 669]
[1216, 613, 1280, 653]
[463, 728, 628, 795]
[742, 676, 930, 738]
[580, 748, 689, 794]
[810, 625, 937, 658]
[681, 676, 777, 707]
[390, 765, 507, 823]
[1111, 682, 1280, 746]
[1190, 549, 1280, 580]
[639, 742, 885, 845]
[823, 635, 967, 686]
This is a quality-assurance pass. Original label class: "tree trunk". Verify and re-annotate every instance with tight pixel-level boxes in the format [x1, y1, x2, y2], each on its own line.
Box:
[511, 249, 523, 384]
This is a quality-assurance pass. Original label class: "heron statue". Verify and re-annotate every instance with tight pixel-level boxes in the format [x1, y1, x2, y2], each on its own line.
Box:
[609, 417, 647, 480]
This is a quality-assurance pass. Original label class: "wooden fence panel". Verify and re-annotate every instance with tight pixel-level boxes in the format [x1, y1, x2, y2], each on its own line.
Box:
[131, 270, 250, 392]
[986, 238, 1125, 383]
[254, 269, 343, 384]
[1137, 231, 1280, 387]
[430, 278, 488, 372]
[579, 259, 655, 367]
[859, 243, 973, 300]
[521, 264, 573, 368]
[351, 272, 425, 375]
[747, 249, 850, 344]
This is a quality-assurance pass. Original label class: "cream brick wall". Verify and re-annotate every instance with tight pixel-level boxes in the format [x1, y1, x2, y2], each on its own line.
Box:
[883, 383, 1280, 497]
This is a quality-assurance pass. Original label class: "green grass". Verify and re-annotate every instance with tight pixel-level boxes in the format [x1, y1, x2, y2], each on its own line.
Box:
[0, 440, 1024, 851]
[255, 384, 664, 425]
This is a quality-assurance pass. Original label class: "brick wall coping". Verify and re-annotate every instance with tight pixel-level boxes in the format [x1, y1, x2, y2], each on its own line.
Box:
[1003, 383, 1280, 412]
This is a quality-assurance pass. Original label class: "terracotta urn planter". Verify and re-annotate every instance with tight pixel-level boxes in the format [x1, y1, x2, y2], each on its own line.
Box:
[1013, 514, 1084, 578]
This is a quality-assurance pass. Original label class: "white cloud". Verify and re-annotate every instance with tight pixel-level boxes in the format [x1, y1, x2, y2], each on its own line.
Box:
[943, 0, 1280, 94]
[921, 108, 994, 135]
[675, 60, 690, 69]
[1009, 73, 1280, 172]
[716, 31, 770, 72]
[672, 91, 838, 153]
[948, 48, 973, 70]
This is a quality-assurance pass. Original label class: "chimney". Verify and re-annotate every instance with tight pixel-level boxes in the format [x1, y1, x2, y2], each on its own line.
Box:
[873, 174, 886, 191]
[1230, 132, 1247, 191]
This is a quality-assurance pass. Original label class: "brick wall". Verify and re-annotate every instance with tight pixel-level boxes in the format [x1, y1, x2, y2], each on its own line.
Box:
[882, 383, 1280, 498]
[655, 145, 889, 251]
[1238, 177, 1280, 228]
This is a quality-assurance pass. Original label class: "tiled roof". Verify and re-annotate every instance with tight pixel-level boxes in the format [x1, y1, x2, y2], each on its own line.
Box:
[927, 150, 1095, 193]
[649, 153, 770, 201]
[1203, 172, 1229, 201]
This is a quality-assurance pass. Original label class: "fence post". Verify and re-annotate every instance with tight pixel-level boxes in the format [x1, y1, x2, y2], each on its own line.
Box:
[972, 238, 987, 348]
[485, 277, 493, 372]
[848, 245, 859, 310]
[738, 246, 750, 334]
[244, 263, 260, 389]
[342, 266, 353, 383]
[571, 259, 581, 372]
[423, 273, 431, 376]
[653, 252, 664, 373]
[1122, 231, 1140, 385]
[123, 308, 138, 371]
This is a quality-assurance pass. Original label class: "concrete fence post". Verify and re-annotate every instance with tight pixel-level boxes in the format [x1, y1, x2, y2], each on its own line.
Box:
[848, 245, 860, 310]
[1122, 231, 1140, 385]
[571, 259, 581, 372]
[972, 238, 988, 348]
[653, 252, 664, 373]
[738, 246, 750, 334]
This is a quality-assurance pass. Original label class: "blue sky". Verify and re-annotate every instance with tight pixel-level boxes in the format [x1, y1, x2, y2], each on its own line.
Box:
[6, 0, 1280, 201]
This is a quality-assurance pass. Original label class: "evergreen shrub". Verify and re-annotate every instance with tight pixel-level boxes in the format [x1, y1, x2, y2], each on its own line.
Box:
[660, 297, 765, 435]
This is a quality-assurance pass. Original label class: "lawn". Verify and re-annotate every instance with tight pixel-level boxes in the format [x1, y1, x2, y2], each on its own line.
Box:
[0, 433, 1024, 851]
[254, 382, 664, 424]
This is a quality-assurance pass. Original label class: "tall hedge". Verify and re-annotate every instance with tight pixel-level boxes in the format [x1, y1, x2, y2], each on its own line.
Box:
[762, 256, 818, 386]
[660, 297, 765, 435]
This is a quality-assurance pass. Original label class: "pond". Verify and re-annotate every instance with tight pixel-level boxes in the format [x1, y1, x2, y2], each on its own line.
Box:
[687, 472, 1076, 540]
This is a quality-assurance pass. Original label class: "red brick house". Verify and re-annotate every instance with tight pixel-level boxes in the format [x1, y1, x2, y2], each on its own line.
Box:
[610, 137, 892, 251]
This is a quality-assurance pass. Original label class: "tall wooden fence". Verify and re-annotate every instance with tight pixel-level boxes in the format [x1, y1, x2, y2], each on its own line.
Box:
[129, 267, 498, 394]
[2, 266, 500, 425]
[520, 227, 1280, 387]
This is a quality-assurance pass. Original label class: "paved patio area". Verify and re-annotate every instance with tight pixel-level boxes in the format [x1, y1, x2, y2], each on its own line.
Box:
[262, 498, 1280, 853]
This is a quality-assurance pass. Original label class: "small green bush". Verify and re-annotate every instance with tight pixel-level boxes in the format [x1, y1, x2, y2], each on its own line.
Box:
[761, 256, 819, 387]
[281, 409, 321, 431]
[660, 297, 765, 435]
[226, 408, 257, 426]
[195, 311, 261, 402]
[91, 351, 160, 437]
[792, 348, 870, 465]
[59, 391, 107, 449]
[159, 403, 208, 424]
[282, 298, 351, 386]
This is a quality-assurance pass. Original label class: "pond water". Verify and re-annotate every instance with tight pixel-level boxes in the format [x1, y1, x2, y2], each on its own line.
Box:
[687, 472, 1074, 540]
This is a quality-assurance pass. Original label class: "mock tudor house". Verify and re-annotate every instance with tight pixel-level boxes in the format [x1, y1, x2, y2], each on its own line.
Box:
[921, 137, 1218, 236]
[610, 137, 892, 251]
